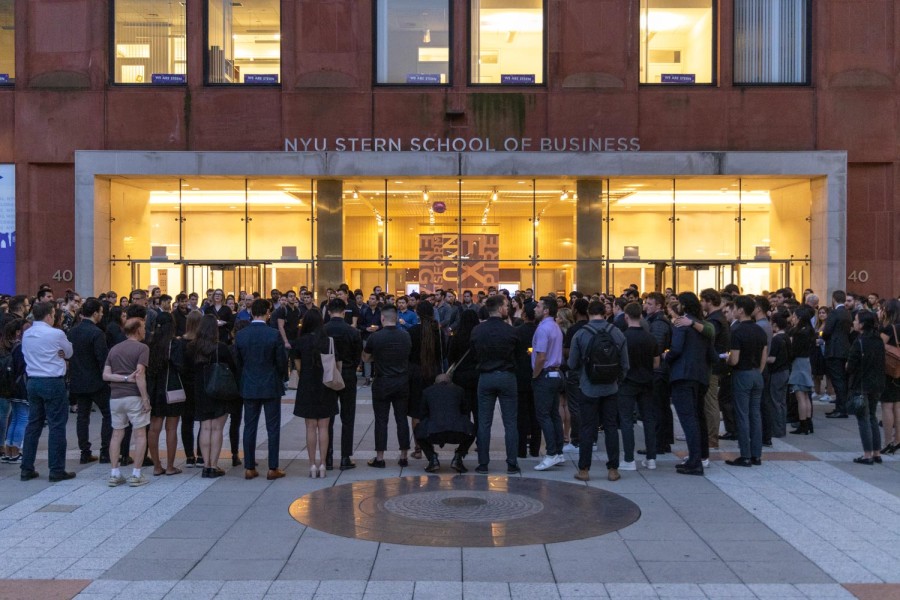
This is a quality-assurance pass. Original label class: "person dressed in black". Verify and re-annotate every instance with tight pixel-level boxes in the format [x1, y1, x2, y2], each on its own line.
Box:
[562, 298, 589, 452]
[618, 302, 659, 470]
[182, 314, 235, 478]
[293, 308, 338, 478]
[362, 305, 412, 468]
[67, 298, 112, 464]
[823, 290, 853, 418]
[789, 305, 817, 435]
[644, 293, 673, 455]
[470, 295, 522, 474]
[407, 301, 444, 461]
[414, 374, 475, 473]
[324, 298, 363, 470]
[203, 289, 234, 344]
[448, 309, 480, 423]
[767, 312, 792, 438]
[848, 310, 886, 465]
[106, 306, 127, 349]
[357, 293, 382, 386]
[146, 312, 183, 476]
[514, 305, 541, 457]
[726, 295, 769, 467]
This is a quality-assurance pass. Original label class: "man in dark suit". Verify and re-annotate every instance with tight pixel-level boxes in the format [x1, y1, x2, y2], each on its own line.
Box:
[414, 374, 475, 473]
[234, 299, 288, 480]
[823, 289, 853, 418]
[67, 298, 112, 464]
[324, 298, 363, 470]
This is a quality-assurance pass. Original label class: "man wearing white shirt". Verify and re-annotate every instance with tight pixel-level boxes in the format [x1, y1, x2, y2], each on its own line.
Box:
[20, 302, 75, 482]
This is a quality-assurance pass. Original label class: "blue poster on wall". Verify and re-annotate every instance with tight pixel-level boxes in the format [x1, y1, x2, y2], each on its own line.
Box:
[0, 165, 14, 294]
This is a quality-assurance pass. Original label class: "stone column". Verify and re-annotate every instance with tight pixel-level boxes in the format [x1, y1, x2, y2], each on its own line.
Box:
[576, 180, 604, 294]
[316, 180, 343, 299]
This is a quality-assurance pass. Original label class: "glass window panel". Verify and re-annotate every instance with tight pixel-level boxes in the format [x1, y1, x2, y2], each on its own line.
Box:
[342, 178, 389, 290]
[247, 179, 313, 260]
[113, 0, 186, 84]
[179, 177, 247, 261]
[533, 179, 576, 261]
[376, 0, 450, 85]
[208, 0, 281, 84]
[640, 0, 714, 84]
[0, 1, 14, 84]
[471, 0, 544, 85]
[674, 178, 740, 262]
[608, 178, 674, 264]
[740, 177, 811, 263]
[109, 178, 182, 262]
[734, 0, 808, 84]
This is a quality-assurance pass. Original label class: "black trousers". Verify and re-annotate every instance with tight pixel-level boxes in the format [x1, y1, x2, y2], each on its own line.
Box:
[653, 377, 673, 449]
[578, 391, 619, 471]
[761, 367, 773, 443]
[372, 375, 410, 452]
[826, 357, 848, 412]
[718, 371, 737, 436]
[516, 387, 541, 456]
[565, 370, 582, 444]
[228, 398, 243, 456]
[71, 389, 112, 459]
[417, 432, 475, 460]
[327, 367, 358, 459]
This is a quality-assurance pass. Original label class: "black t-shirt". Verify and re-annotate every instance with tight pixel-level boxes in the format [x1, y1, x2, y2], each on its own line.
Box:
[273, 304, 301, 340]
[563, 320, 587, 349]
[882, 323, 900, 347]
[769, 332, 792, 372]
[730, 320, 768, 371]
[343, 300, 360, 325]
[623, 326, 658, 385]
[364, 326, 411, 377]
[789, 325, 816, 359]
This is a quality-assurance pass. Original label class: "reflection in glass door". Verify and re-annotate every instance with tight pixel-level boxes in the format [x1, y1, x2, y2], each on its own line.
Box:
[182, 262, 266, 297]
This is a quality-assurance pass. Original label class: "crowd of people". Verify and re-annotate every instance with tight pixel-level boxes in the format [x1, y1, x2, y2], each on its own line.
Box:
[0, 282, 897, 485]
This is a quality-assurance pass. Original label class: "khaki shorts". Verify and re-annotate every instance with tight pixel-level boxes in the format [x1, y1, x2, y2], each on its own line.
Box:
[110, 395, 151, 430]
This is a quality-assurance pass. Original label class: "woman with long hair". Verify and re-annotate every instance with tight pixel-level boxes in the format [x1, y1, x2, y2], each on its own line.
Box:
[292, 308, 337, 477]
[847, 310, 886, 465]
[146, 312, 183, 475]
[106, 306, 127, 348]
[788, 305, 817, 434]
[555, 306, 575, 443]
[204, 289, 234, 344]
[178, 310, 204, 467]
[0, 319, 27, 464]
[407, 301, 444, 462]
[878, 298, 900, 453]
[448, 309, 480, 426]
[812, 306, 834, 400]
[183, 314, 235, 477]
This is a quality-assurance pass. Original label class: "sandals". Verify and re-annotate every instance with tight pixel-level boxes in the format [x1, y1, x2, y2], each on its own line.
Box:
[165, 467, 182, 476]
[367, 458, 386, 468]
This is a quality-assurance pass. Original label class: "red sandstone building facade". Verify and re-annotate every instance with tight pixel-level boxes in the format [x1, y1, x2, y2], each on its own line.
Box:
[0, 0, 897, 298]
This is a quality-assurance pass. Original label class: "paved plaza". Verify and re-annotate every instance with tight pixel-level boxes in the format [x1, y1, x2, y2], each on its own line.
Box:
[1, 383, 899, 600]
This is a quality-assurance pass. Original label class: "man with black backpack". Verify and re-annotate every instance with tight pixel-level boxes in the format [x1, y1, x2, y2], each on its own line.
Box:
[567, 300, 629, 482]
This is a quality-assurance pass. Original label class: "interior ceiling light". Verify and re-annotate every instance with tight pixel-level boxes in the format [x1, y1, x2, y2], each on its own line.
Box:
[560, 190, 569, 201]
[480, 11, 543, 33]
[423, 188, 429, 202]
[491, 188, 498, 202]
[617, 190, 771, 206]
[352, 188, 359, 199]
[423, 28, 431, 44]
[149, 190, 302, 206]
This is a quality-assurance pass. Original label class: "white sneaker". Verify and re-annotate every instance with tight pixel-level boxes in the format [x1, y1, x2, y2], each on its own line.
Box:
[676, 434, 686, 441]
[620, 460, 637, 471]
[702, 459, 710, 468]
[642, 459, 657, 470]
[534, 456, 556, 471]
[551, 454, 566, 466]
[592, 443, 598, 451]
[127, 475, 148, 487]
[107, 475, 126, 487]
[562, 443, 578, 453]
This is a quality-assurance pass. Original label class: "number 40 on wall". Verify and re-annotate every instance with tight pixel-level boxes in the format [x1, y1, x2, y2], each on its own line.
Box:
[52, 269, 73, 283]
[847, 270, 869, 283]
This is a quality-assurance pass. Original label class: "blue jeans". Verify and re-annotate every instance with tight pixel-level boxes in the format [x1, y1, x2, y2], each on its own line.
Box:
[22, 377, 69, 475]
[242, 398, 281, 470]
[6, 400, 28, 447]
[671, 380, 703, 468]
[476, 371, 518, 467]
[732, 369, 764, 459]
[0, 397, 9, 449]
[856, 392, 881, 453]
[532, 373, 564, 455]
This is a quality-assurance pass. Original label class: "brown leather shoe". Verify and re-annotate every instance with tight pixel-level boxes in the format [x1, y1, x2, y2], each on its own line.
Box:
[267, 468, 286, 480]
[574, 469, 590, 482]
[244, 469, 259, 480]
[607, 468, 621, 481]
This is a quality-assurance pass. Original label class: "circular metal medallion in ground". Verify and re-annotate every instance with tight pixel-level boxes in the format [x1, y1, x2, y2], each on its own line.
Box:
[289, 475, 641, 547]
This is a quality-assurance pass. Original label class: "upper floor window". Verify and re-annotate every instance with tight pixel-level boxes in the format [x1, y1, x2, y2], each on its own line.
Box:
[734, 0, 809, 85]
[0, 0, 14, 85]
[376, 0, 450, 85]
[207, 0, 281, 85]
[112, 0, 186, 85]
[640, 0, 715, 85]
[470, 0, 545, 85]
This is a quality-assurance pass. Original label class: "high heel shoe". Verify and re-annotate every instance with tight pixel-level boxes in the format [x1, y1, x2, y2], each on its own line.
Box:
[318, 464, 327, 478]
[309, 465, 317, 478]
[880, 442, 897, 455]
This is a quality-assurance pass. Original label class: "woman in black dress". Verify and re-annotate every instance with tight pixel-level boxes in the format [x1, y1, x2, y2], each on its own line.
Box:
[407, 301, 444, 460]
[183, 314, 236, 478]
[204, 289, 234, 344]
[292, 308, 337, 478]
[147, 312, 184, 476]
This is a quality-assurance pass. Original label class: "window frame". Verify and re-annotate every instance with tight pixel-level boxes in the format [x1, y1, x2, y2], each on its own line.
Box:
[467, 0, 548, 87]
[203, 0, 283, 87]
[0, 0, 13, 86]
[108, 0, 188, 87]
[638, 0, 719, 88]
[732, 0, 812, 87]
[372, 0, 454, 88]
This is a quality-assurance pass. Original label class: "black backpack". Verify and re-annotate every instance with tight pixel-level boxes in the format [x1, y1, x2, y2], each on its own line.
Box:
[582, 322, 622, 384]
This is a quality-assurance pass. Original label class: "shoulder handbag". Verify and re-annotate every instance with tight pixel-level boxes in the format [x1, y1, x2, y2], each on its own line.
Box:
[846, 339, 868, 417]
[885, 325, 900, 379]
[446, 348, 470, 379]
[204, 345, 240, 402]
[165, 341, 186, 404]
[321, 336, 345, 391]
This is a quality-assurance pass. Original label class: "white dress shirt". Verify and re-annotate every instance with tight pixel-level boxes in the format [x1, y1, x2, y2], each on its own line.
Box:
[23, 321, 74, 378]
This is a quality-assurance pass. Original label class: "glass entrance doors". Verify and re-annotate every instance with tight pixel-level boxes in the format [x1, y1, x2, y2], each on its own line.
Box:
[181, 262, 267, 297]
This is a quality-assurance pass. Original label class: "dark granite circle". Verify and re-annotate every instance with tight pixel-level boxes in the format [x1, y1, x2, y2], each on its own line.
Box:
[288, 475, 641, 547]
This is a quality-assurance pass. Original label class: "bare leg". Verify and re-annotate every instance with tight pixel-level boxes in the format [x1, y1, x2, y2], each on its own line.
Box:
[164, 416, 179, 471]
[199, 421, 212, 468]
[796, 391, 811, 420]
[149, 416, 164, 473]
[305, 419, 318, 465]
[109, 429, 125, 470]
[209, 415, 227, 469]
[132, 427, 148, 474]
[317, 418, 329, 466]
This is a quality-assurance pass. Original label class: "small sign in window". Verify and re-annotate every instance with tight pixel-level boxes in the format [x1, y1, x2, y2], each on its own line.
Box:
[406, 74, 442, 84]
[151, 74, 187, 85]
[501, 74, 536, 85]
[244, 74, 279, 84]
[0, 74, 8, 84]
[660, 74, 696, 84]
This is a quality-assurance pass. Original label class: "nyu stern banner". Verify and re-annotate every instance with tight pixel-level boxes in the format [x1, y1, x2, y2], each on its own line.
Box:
[0, 165, 14, 294]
